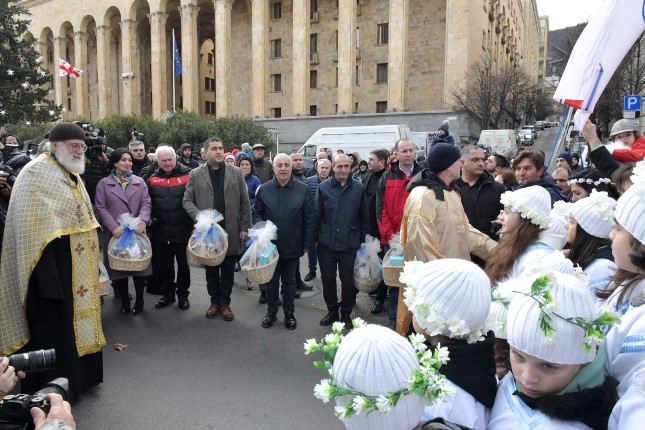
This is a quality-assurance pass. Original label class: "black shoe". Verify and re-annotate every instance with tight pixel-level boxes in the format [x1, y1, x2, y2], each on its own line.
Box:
[295, 290, 301, 299]
[178, 297, 190, 310]
[284, 313, 297, 330]
[320, 311, 339, 326]
[259, 290, 267, 304]
[132, 301, 144, 316]
[371, 298, 384, 315]
[262, 312, 277, 328]
[340, 313, 353, 330]
[297, 281, 314, 291]
[304, 271, 316, 282]
[155, 295, 176, 309]
[121, 301, 131, 315]
[234, 261, 241, 272]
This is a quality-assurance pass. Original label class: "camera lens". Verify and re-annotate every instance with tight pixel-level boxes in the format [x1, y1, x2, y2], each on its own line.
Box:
[6, 349, 56, 373]
[33, 377, 71, 402]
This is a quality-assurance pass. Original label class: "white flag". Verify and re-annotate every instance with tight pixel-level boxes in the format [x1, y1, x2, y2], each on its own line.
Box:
[58, 58, 83, 78]
[553, 0, 645, 125]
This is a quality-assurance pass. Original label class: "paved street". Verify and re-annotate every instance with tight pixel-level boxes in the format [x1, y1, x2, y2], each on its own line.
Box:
[69, 260, 386, 429]
[530, 125, 560, 171]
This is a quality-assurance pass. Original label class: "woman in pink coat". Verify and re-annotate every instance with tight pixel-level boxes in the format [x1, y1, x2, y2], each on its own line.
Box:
[96, 148, 152, 315]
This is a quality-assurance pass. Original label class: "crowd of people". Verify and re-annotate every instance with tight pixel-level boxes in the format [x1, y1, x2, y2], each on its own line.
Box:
[0, 117, 644, 429]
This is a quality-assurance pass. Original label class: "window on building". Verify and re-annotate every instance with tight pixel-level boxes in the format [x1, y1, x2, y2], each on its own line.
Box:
[354, 102, 359, 113]
[47, 50, 53, 63]
[271, 39, 282, 58]
[356, 27, 360, 48]
[310, 34, 318, 54]
[376, 63, 388, 83]
[335, 67, 338, 87]
[205, 101, 216, 114]
[376, 101, 387, 113]
[271, 107, 282, 118]
[205, 77, 209, 90]
[334, 103, 338, 114]
[377, 23, 389, 45]
[310, 70, 317, 89]
[207, 53, 213, 65]
[311, 0, 318, 13]
[355, 65, 360, 85]
[310, 105, 317, 116]
[270, 2, 282, 19]
[271, 74, 282, 92]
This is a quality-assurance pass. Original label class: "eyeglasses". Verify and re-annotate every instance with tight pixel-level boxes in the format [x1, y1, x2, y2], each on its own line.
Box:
[62, 141, 87, 151]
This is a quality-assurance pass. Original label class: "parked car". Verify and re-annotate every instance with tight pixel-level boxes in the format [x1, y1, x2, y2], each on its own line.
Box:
[533, 121, 545, 131]
[521, 125, 537, 139]
[517, 130, 534, 147]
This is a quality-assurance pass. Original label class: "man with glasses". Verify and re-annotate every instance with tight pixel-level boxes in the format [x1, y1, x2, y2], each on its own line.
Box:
[0, 123, 106, 398]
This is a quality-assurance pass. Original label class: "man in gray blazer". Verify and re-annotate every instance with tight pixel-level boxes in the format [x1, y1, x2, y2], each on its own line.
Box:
[183, 137, 252, 321]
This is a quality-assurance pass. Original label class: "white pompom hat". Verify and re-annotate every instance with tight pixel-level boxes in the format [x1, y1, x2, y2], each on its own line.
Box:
[500, 186, 552, 229]
[570, 189, 616, 239]
[615, 161, 645, 245]
[332, 325, 425, 430]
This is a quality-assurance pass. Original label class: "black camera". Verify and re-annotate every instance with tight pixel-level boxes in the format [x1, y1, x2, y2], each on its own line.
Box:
[0, 165, 17, 187]
[131, 129, 144, 140]
[1, 350, 56, 374]
[0, 378, 70, 430]
[75, 122, 106, 159]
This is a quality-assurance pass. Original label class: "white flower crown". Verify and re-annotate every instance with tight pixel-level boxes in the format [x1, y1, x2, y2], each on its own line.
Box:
[500, 191, 549, 229]
[583, 189, 615, 223]
[567, 177, 611, 186]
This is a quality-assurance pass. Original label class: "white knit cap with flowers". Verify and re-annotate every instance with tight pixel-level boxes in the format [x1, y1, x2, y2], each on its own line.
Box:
[500, 186, 552, 229]
[540, 201, 572, 250]
[403, 259, 492, 343]
[490, 276, 533, 340]
[570, 189, 616, 239]
[507, 272, 603, 365]
[615, 161, 645, 246]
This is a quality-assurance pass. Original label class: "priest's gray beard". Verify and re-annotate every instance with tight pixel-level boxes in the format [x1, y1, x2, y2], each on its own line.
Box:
[56, 148, 86, 174]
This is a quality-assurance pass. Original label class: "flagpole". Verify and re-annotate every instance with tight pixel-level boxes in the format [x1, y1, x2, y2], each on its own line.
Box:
[172, 29, 176, 112]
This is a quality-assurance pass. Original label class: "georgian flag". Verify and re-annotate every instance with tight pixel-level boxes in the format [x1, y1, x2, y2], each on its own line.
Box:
[58, 58, 83, 78]
[553, 0, 645, 126]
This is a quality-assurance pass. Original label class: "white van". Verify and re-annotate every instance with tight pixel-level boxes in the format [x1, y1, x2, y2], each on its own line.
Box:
[478, 130, 517, 158]
[298, 125, 412, 161]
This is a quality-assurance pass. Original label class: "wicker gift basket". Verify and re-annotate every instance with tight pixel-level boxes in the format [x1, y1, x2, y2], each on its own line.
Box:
[382, 249, 405, 288]
[240, 220, 280, 284]
[186, 209, 229, 268]
[353, 234, 383, 293]
[107, 234, 152, 272]
[354, 275, 381, 293]
[243, 252, 279, 284]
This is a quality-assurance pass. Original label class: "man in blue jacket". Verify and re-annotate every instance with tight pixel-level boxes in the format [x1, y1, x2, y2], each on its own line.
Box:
[253, 154, 316, 330]
[316, 154, 370, 328]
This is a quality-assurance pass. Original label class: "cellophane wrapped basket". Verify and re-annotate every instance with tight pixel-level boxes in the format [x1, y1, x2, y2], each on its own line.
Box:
[186, 209, 229, 267]
[98, 261, 109, 296]
[240, 221, 279, 284]
[353, 235, 383, 293]
[382, 233, 405, 288]
[107, 213, 152, 272]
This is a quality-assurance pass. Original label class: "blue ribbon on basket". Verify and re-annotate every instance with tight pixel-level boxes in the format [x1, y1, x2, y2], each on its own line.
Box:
[245, 236, 257, 248]
[114, 227, 135, 252]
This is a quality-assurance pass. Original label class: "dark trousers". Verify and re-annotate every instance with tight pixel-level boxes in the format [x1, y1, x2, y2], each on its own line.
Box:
[263, 257, 298, 314]
[205, 255, 236, 306]
[114, 276, 145, 306]
[318, 247, 357, 314]
[155, 240, 191, 298]
[307, 249, 317, 272]
[374, 247, 387, 300]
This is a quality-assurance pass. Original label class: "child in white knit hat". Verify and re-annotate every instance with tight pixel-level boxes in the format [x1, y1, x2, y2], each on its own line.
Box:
[305, 321, 451, 430]
[539, 200, 572, 251]
[402, 259, 496, 430]
[486, 186, 554, 284]
[598, 160, 645, 428]
[488, 272, 619, 429]
[567, 189, 617, 294]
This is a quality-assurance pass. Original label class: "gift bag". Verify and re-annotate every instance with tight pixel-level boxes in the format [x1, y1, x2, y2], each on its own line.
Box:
[353, 234, 383, 293]
[98, 261, 109, 296]
[383, 233, 405, 287]
[240, 220, 279, 284]
[107, 213, 152, 272]
[187, 209, 229, 267]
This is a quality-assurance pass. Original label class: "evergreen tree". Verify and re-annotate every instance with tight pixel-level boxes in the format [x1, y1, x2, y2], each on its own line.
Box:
[0, 0, 61, 125]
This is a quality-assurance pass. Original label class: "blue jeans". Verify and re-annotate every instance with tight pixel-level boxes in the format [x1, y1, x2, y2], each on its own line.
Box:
[263, 257, 298, 314]
[307, 249, 317, 272]
[205, 255, 236, 306]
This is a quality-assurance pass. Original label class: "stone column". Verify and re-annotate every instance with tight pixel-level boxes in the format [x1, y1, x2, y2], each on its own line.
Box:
[180, 3, 199, 112]
[74, 31, 89, 118]
[388, 0, 408, 112]
[337, 0, 355, 114]
[292, 0, 309, 116]
[120, 19, 136, 114]
[149, 12, 169, 119]
[251, 0, 268, 118]
[96, 26, 111, 119]
[214, 0, 232, 117]
[53, 36, 67, 111]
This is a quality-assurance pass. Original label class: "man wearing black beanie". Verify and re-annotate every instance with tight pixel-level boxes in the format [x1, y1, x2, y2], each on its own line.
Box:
[395, 143, 497, 335]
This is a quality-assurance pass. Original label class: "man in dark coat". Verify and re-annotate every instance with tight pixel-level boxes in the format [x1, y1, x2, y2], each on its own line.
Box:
[252, 143, 274, 183]
[317, 154, 370, 328]
[511, 150, 567, 206]
[148, 146, 194, 310]
[129, 140, 152, 177]
[253, 154, 316, 330]
[178, 143, 200, 170]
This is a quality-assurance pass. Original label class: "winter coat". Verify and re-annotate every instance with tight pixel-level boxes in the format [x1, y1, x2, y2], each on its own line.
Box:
[455, 170, 504, 239]
[178, 143, 200, 170]
[513, 174, 568, 206]
[95, 174, 152, 279]
[613, 135, 645, 163]
[132, 157, 152, 177]
[315, 176, 369, 252]
[244, 174, 261, 206]
[376, 161, 423, 245]
[306, 174, 323, 196]
[182, 162, 252, 256]
[147, 163, 193, 243]
[252, 177, 315, 259]
[361, 168, 386, 239]
[430, 133, 455, 147]
[253, 157, 274, 183]
[81, 156, 110, 204]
